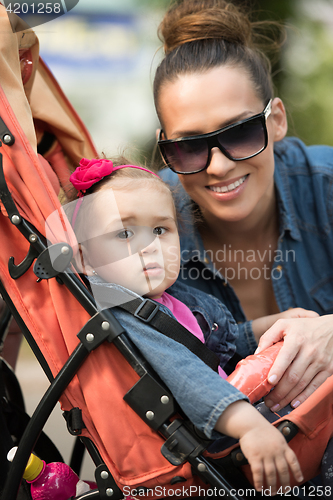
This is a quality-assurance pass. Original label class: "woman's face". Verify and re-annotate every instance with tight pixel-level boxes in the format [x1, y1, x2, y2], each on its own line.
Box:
[158, 65, 287, 225]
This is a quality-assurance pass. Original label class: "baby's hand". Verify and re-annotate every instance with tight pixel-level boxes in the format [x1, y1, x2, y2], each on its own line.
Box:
[239, 421, 304, 494]
[252, 308, 318, 342]
[214, 401, 304, 493]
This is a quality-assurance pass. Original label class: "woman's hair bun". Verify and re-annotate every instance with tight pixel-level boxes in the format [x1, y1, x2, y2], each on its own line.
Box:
[159, 0, 253, 55]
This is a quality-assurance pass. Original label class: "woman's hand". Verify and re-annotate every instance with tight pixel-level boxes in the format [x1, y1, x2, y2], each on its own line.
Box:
[252, 307, 319, 343]
[255, 314, 333, 411]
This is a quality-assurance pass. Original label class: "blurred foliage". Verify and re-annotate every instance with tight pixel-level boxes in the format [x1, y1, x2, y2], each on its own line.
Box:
[280, 12, 333, 145]
[249, 0, 333, 146]
[136, 0, 333, 166]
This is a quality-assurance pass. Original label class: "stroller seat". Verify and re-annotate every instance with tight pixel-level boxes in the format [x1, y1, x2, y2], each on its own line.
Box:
[0, 5, 333, 500]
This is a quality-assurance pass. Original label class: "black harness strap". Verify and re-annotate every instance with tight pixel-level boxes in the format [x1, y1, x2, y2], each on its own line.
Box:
[118, 298, 220, 372]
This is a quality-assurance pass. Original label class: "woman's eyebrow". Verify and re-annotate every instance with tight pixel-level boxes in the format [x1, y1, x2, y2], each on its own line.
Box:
[170, 110, 256, 138]
[220, 110, 255, 127]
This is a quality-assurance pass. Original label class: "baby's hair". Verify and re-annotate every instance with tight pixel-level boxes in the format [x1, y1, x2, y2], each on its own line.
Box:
[154, 0, 284, 126]
[89, 159, 169, 195]
[66, 155, 163, 201]
[66, 155, 178, 240]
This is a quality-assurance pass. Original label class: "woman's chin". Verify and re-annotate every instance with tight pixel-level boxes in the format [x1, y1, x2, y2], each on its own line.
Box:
[202, 204, 254, 224]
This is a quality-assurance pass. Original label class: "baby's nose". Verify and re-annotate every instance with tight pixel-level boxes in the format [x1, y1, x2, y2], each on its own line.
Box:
[140, 238, 158, 255]
[135, 228, 158, 255]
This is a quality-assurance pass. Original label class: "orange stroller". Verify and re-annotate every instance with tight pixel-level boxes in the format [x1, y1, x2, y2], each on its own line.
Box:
[0, 5, 333, 500]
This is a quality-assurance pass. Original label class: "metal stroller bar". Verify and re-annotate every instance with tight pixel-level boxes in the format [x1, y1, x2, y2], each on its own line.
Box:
[0, 279, 54, 382]
[0, 150, 250, 499]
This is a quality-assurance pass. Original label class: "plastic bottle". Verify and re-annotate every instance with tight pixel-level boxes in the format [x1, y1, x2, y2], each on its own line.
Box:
[7, 447, 90, 500]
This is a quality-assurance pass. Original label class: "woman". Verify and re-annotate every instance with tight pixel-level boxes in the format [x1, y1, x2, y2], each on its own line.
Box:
[154, 0, 333, 413]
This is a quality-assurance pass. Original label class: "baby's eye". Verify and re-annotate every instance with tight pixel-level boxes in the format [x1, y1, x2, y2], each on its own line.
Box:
[153, 227, 167, 236]
[116, 229, 134, 240]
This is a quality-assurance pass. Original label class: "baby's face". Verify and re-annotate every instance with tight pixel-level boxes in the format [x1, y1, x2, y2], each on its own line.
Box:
[82, 181, 180, 299]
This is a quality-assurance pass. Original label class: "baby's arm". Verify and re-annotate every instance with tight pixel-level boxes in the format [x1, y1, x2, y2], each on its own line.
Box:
[214, 400, 304, 494]
[252, 308, 319, 343]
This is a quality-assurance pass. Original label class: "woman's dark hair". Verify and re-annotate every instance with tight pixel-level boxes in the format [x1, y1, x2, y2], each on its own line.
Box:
[154, 0, 283, 125]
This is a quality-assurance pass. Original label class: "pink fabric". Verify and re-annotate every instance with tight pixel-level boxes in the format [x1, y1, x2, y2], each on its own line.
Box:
[70, 158, 159, 193]
[155, 292, 227, 379]
[70, 158, 160, 228]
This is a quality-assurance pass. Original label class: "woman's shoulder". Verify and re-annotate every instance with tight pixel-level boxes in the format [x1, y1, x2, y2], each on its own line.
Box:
[274, 137, 333, 175]
[274, 137, 333, 233]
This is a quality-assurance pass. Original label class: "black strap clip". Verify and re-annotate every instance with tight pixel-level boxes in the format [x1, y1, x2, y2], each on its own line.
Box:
[63, 407, 86, 436]
[134, 299, 159, 323]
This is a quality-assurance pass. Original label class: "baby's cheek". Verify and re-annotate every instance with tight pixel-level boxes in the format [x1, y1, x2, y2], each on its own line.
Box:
[95, 254, 140, 284]
[165, 263, 180, 282]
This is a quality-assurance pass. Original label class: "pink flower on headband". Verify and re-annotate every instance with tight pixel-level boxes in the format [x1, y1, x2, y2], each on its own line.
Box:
[70, 159, 160, 228]
[70, 158, 114, 193]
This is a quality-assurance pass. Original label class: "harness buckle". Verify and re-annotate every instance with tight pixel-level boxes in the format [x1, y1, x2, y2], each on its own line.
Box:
[134, 299, 159, 323]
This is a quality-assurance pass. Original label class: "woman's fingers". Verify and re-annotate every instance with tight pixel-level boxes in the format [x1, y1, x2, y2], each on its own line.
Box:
[255, 318, 289, 354]
[265, 347, 315, 409]
[266, 361, 330, 410]
[289, 370, 330, 409]
[265, 325, 301, 383]
[255, 315, 333, 409]
[266, 343, 333, 409]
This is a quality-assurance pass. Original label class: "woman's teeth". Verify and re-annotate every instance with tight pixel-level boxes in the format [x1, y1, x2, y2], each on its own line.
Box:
[209, 175, 248, 193]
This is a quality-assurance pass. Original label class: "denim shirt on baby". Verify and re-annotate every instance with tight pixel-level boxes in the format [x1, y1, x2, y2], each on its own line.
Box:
[88, 277, 248, 439]
[160, 137, 333, 356]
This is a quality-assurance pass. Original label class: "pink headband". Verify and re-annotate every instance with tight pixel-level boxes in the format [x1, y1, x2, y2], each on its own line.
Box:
[69, 158, 159, 229]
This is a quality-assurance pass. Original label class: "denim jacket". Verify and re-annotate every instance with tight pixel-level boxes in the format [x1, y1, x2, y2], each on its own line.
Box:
[88, 277, 248, 439]
[160, 138, 333, 356]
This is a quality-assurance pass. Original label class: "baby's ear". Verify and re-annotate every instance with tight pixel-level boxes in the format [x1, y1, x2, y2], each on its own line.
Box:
[74, 244, 94, 276]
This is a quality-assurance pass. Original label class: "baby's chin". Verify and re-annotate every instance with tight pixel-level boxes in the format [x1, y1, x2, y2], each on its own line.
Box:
[121, 277, 167, 298]
[95, 268, 176, 298]
[143, 278, 178, 300]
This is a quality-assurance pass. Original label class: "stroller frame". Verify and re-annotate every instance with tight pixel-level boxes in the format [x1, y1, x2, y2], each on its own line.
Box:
[0, 128, 314, 500]
[0, 139, 256, 499]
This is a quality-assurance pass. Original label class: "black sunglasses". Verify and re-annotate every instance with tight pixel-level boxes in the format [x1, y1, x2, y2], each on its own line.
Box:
[158, 99, 272, 175]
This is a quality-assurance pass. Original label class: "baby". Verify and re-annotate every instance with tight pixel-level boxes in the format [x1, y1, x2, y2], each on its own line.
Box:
[65, 157, 317, 494]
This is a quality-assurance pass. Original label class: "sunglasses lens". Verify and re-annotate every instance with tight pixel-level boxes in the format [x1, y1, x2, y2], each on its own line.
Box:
[160, 139, 208, 173]
[160, 111, 267, 173]
[218, 117, 265, 160]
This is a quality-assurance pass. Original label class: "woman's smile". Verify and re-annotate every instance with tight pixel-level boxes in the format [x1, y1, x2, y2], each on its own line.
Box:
[206, 174, 249, 199]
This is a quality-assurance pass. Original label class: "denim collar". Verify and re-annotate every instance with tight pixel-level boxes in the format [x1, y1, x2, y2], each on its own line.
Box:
[87, 275, 143, 310]
[273, 141, 302, 242]
[175, 144, 302, 269]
